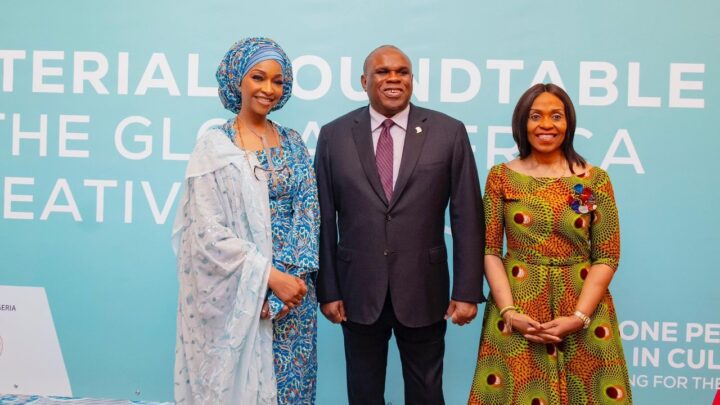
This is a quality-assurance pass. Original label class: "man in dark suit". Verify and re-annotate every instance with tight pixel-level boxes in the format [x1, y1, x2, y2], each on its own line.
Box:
[314, 45, 485, 405]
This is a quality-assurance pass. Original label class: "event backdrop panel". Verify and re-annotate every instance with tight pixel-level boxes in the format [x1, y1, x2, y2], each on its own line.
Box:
[1, 1, 718, 403]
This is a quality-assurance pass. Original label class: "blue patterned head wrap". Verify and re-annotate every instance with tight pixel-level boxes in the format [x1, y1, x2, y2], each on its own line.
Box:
[216, 37, 293, 114]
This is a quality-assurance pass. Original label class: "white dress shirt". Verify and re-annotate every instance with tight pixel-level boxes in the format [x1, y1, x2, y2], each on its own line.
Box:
[369, 104, 409, 188]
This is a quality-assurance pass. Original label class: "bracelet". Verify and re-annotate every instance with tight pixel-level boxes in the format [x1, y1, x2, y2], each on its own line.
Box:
[573, 310, 591, 329]
[499, 305, 517, 317]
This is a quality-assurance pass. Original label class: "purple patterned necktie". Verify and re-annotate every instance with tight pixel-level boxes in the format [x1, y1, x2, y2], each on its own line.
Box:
[376, 118, 394, 201]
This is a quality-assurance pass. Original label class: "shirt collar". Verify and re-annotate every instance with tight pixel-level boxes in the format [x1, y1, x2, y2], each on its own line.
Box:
[369, 104, 410, 132]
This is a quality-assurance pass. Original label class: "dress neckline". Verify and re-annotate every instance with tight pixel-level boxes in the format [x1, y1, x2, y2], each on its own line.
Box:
[501, 163, 592, 180]
[228, 120, 285, 152]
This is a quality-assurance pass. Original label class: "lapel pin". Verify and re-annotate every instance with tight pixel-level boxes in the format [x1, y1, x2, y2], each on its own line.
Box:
[415, 126, 422, 134]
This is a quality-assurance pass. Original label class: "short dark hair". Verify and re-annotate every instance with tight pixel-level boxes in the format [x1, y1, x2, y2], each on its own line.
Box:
[511, 83, 586, 172]
[362, 45, 410, 75]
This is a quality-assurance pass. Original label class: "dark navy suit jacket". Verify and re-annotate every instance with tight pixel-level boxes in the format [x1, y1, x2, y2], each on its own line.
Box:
[314, 104, 486, 327]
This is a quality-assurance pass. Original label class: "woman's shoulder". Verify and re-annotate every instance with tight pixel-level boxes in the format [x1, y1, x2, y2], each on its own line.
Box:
[274, 122, 303, 143]
[583, 164, 611, 181]
[183, 127, 241, 179]
[485, 162, 509, 183]
[194, 127, 233, 155]
[502, 158, 520, 170]
[273, 122, 312, 159]
[488, 158, 523, 176]
[585, 165, 616, 194]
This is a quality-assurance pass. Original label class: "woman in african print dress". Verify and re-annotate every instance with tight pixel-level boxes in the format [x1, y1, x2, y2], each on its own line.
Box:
[468, 83, 632, 405]
[173, 37, 319, 404]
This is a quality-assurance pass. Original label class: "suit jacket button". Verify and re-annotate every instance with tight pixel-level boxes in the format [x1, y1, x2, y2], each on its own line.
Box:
[385, 214, 392, 221]
[383, 249, 389, 256]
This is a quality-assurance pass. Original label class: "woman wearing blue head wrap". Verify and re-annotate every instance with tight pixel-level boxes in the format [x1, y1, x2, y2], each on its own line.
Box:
[173, 37, 319, 404]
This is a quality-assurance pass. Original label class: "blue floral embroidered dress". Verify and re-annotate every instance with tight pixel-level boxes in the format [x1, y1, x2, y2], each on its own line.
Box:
[223, 119, 320, 405]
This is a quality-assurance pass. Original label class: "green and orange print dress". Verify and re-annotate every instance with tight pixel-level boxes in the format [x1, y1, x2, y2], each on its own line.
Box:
[468, 164, 632, 405]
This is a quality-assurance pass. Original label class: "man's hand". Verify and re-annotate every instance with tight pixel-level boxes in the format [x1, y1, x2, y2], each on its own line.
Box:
[320, 300, 346, 324]
[445, 300, 477, 325]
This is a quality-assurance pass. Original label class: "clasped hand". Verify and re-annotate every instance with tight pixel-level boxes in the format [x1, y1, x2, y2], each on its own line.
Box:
[506, 312, 584, 344]
[262, 267, 307, 320]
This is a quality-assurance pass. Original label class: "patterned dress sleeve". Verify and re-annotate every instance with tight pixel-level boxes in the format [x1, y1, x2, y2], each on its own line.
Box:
[589, 168, 621, 270]
[484, 165, 505, 257]
[268, 293, 285, 319]
[278, 128, 320, 271]
[268, 127, 320, 318]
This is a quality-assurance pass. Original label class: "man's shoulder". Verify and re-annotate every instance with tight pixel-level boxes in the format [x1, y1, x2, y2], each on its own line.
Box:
[412, 105, 463, 127]
[322, 106, 368, 131]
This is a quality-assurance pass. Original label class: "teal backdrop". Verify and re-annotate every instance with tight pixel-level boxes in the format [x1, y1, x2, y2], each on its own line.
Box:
[1, 1, 719, 403]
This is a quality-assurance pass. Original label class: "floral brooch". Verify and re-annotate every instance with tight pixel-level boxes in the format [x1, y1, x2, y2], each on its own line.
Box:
[567, 184, 597, 214]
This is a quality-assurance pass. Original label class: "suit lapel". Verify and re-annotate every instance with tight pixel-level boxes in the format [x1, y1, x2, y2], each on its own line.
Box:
[352, 107, 389, 206]
[389, 104, 428, 211]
